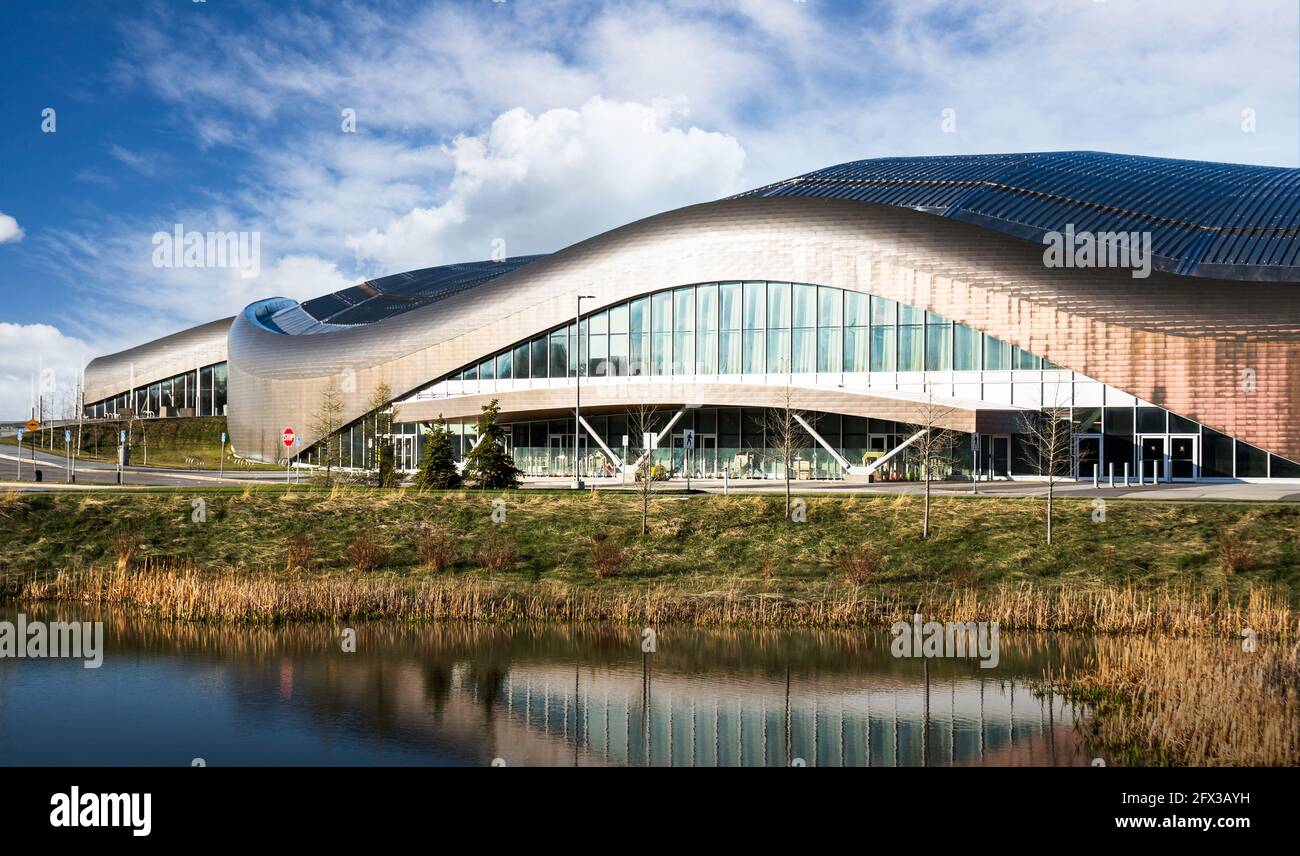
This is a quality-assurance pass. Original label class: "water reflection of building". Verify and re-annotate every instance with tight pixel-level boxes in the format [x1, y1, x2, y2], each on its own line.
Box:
[42, 611, 1096, 767]
[494, 662, 1091, 767]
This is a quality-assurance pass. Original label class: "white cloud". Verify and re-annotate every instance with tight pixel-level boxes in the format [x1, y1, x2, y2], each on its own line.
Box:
[28, 0, 1300, 370]
[0, 211, 24, 244]
[0, 323, 93, 421]
[108, 144, 160, 176]
[346, 97, 746, 272]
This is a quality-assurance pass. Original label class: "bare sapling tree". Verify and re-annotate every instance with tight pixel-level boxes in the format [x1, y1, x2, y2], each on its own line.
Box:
[904, 392, 959, 540]
[309, 378, 346, 486]
[627, 402, 659, 536]
[1018, 397, 1074, 545]
[765, 386, 810, 520]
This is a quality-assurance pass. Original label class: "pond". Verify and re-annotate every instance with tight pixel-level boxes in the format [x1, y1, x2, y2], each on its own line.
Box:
[0, 604, 1099, 766]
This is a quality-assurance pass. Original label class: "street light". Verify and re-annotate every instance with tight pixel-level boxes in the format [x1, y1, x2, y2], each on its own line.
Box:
[574, 293, 596, 489]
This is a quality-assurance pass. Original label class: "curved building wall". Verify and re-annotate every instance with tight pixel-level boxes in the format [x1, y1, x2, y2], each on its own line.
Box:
[227, 197, 1300, 465]
[83, 317, 233, 406]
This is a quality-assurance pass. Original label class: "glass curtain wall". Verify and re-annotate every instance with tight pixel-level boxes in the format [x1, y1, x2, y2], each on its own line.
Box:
[441, 282, 1050, 387]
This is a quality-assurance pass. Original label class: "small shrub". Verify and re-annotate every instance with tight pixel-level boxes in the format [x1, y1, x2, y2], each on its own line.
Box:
[111, 530, 140, 571]
[417, 525, 457, 573]
[1219, 529, 1258, 574]
[345, 531, 387, 573]
[474, 533, 518, 572]
[589, 533, 625, 579]
[284, 532, 316, 572]
[839, 546, 883, 584]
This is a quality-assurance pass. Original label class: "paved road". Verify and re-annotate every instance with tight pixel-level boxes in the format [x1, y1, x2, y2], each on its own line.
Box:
[0, 447, 294, 490]
[3, 446, 1297, 501]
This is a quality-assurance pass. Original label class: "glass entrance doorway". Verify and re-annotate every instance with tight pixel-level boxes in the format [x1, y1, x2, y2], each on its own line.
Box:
[1169, 434, 1198, 481]
[982, 435, 1010, 478]
[1075, 435, 1102, 480]
[394, 435, 416, 472]
[1140, 435, 1166, 482]
[548, 434, 587, 477]
[384, 434, 417, 472]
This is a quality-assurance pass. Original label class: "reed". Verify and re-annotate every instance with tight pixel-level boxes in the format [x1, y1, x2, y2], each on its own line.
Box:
[19, 560, 1297, 637]
[1045, 637, 1300, 766]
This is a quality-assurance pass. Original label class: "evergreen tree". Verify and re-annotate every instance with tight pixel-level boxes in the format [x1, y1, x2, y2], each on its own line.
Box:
[413, 416, 462, 489]
[376, 440, 398, 487]
[463, 399, 521, 489]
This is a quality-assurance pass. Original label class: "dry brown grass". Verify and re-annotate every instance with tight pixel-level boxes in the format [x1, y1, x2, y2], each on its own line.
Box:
[416, 526, 457, 573]
[589, 534, 625, 580]
[1047, 637, 1300, 766]
[20, 562, 1298, 639]
[344, 531, 386, 573]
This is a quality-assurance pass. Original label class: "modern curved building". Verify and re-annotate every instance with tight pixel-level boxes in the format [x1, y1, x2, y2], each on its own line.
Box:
[84, 151, 1300, 481]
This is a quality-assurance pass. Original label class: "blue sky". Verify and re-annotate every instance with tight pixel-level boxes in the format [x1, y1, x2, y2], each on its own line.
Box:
[1, 0, 1297, 418]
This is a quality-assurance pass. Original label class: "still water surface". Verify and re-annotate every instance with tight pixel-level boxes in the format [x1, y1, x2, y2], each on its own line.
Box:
[0, 605, 1099, 766]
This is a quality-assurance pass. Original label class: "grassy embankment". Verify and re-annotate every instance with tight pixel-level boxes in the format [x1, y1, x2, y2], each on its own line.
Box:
[3, 487, 1296, 629]
[0, 417, 279, 471]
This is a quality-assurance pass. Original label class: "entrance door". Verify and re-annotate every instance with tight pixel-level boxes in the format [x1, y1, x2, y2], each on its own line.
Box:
[698, 434, 718, 477]
[549, 434, 586, 476]
[1140, 436, 1166, 482]
[384, 435, 416, 471]
[1169, 434, 1198, 481]
[984, 435, 1010, 478]
[1075, 435, 1102, 480]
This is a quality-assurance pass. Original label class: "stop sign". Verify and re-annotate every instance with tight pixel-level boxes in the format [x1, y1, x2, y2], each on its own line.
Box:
[282, 427, 296, 448]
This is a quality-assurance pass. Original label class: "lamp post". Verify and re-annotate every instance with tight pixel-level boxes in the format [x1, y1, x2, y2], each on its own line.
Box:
[574, 293, 595, 490]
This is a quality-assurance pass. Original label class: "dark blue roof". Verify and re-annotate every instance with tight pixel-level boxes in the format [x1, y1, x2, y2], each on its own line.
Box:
[739, 152, 1300, 281]
[300, 255, 546, 325]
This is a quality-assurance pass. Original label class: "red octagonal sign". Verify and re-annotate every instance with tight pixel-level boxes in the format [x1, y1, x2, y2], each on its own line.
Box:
[282, 427, 296, 448]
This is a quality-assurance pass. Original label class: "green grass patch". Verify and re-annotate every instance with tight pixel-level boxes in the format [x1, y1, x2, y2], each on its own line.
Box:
[1, 488, 1296, 608]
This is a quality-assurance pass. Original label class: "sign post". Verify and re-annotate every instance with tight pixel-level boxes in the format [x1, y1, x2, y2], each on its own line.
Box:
[64, 429, 71, 483]
[219, 432, 226, 481]
[118, 428, 126, 485]
[282, 427, 296, 484]
[25, 419, 39, 480]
